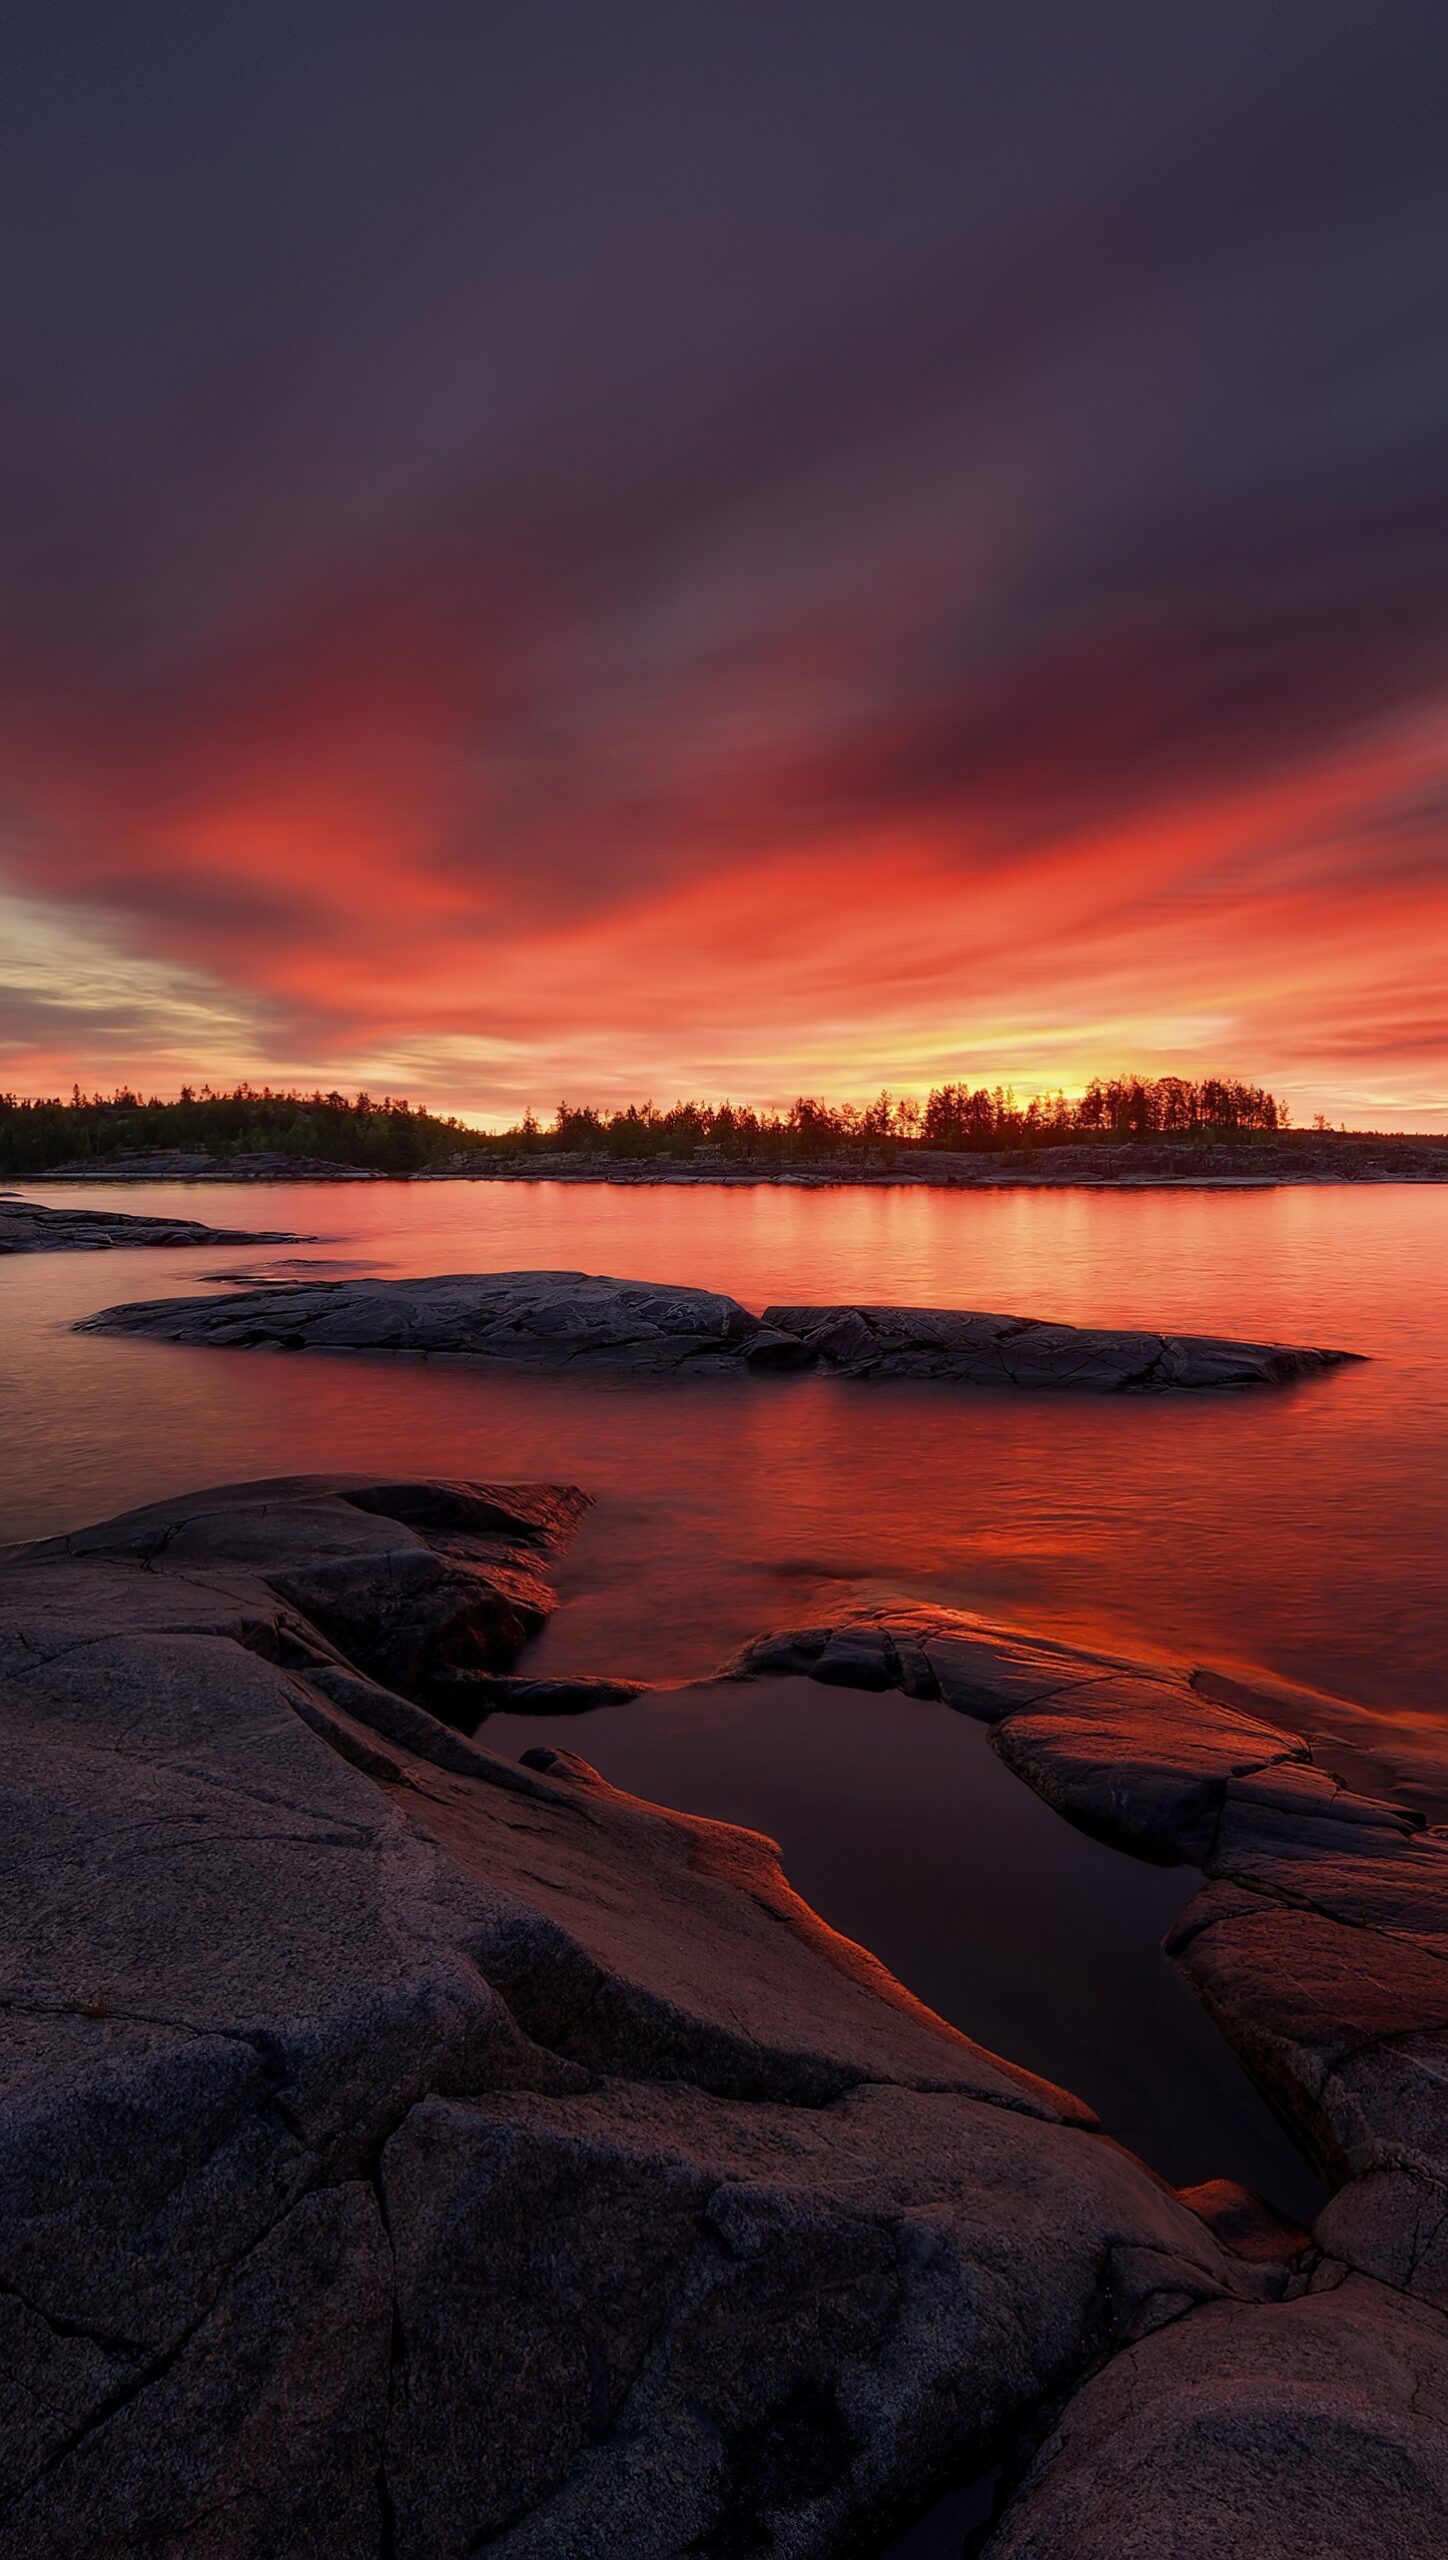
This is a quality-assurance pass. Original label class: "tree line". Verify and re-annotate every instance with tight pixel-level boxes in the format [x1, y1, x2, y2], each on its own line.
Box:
[533, 1075, 1285, 1158]
[0, 1084, 455, 1175]
[0, 1073, 1288, 1176]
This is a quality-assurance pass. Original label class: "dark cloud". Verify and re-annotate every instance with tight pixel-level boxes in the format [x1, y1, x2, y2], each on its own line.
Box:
[0, 0, 1446, 1111]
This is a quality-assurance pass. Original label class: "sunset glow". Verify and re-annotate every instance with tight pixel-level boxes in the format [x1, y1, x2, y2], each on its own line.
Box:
[7, 15, 1448, 2550]
[3, 6, 1446, 1125]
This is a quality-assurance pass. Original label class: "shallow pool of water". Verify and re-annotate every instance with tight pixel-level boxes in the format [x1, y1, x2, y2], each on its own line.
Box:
[482, 1674, 1321, 2220]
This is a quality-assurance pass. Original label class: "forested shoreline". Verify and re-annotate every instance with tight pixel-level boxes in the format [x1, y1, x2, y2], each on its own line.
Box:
[0, 1074, 1297, 1177]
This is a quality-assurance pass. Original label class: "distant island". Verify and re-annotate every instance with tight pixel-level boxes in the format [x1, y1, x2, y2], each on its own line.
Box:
[3, 1076, 1445, 1184]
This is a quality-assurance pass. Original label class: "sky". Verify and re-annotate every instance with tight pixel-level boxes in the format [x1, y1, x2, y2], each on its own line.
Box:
[2, 2, 1447, 1128]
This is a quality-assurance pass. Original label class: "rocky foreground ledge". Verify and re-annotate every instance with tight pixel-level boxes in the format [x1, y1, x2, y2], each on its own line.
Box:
[0, 1195, 297, 1253]
[79, 1266, 1356, 1390]
[721, 1610, 1448, 2542]
[2, 1476, 1446, 2555]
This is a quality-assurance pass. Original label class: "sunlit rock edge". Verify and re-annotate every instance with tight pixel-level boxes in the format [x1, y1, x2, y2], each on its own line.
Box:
[0, 1476, 1442, 2556]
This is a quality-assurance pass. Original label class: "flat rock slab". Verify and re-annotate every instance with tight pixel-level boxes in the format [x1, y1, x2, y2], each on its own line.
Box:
[83, 1269, 778, 1370]
[762, 1299, 1357, 1387]
[0, 1196, 298, 1252]
[78, 1266, 1357, 1389]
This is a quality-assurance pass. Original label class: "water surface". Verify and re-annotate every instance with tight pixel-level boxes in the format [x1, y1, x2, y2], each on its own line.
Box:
[5, 1178, 1444, 1790]
[2, 1174, 1418, 2560]
[484, 1674, 1321, 2218]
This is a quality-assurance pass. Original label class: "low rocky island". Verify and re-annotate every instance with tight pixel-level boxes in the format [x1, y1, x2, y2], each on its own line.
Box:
[0, 1195, 299, 1253]
[1, 1471, 1445, 2555]
[78, 1267, 1357, 1391]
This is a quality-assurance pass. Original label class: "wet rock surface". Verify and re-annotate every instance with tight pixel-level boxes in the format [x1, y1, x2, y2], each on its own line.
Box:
[1, 1488, 1442, 2554]
[0, 1194, 298, 1252]
[78, 1265, 1356, 1390]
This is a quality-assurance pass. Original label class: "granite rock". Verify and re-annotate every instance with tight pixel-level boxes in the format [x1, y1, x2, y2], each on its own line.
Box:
[0, 1195, 298, 1251]
[724, 1603, 1448, 2326]
[381, 2075, 1246, 2560]
[3, 1501, 1443, 2554]
[77, 1268, 1355, 1391]
[983, 2275, 1448, 2560]
[0, 1474, 1262, 2556]
[724, 1607, 1310, 1862]
[761, 1299, 1355, 1389]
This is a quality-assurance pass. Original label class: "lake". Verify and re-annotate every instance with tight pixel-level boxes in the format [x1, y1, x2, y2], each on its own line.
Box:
[5, 1177, 1445, 1774]
[9, 1171, 1441, 2549]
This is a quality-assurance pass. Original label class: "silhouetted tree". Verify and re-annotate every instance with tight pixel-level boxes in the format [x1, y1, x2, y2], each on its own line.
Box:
[0, 1068, 1295, 1177]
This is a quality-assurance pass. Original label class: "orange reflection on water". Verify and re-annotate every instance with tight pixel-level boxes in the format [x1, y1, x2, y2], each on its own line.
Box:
[3, 1176, 1444, 1802]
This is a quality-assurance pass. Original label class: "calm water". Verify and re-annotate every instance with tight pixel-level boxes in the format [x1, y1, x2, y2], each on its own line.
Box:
[5, 1178, 1445, 1789]
[3, 1173, 1418, 2552]
[486, 1675, 1322, 2221]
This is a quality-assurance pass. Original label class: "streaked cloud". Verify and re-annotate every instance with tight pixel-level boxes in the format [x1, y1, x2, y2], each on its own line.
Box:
[1, 2, 1445, 1124]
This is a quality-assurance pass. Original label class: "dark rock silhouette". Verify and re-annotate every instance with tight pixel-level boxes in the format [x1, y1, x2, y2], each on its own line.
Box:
[0, 1195, 299, 1252]
[78, 1267, 1358, 1390]
[762, 1299, 1353, 1387]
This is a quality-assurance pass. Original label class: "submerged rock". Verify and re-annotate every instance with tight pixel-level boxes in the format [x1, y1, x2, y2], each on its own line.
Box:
[0, 1195, 299, 1252]
[1176, 2177, 1311, 2267]
[427, 1668, 652, 1727]
[77, 1266, 1358, 1390]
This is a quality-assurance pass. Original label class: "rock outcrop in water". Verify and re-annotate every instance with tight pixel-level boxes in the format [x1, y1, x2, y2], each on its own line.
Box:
[760, 1299, 1350, 1387]
[2, 1478, 1446, 2554]
[78, 1266, 1357, 1390]
[0, 1196, 299, 1252]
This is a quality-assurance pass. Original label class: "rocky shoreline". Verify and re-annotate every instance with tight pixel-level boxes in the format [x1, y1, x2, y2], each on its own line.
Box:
[79, 1267, 1358, 1392]
[420, 1134, 1448, 1188]
[26, 1150, 384, 1182]
[15, 1132, 1448, 1185]
[2, 1472, 1445, 2554]
[0, 1196, 299, 1253]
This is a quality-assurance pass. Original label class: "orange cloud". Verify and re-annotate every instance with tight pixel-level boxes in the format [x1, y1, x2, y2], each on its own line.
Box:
[3, 2, 1447, 1124]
